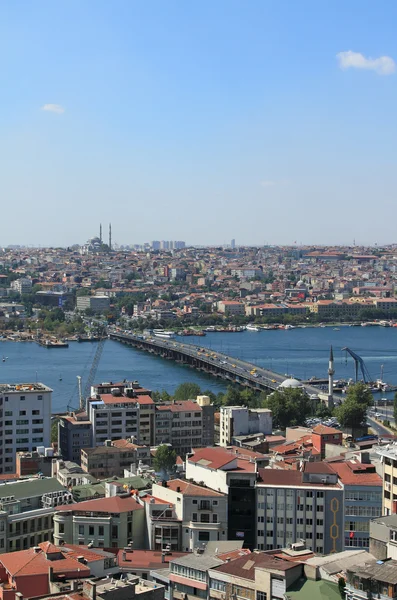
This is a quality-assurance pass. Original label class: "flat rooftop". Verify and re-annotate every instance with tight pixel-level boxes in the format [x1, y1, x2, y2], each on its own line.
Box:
[0, 382, 52, 393]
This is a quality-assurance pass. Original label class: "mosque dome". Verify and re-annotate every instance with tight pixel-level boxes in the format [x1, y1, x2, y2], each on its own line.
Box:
[279, 378, 302, 389]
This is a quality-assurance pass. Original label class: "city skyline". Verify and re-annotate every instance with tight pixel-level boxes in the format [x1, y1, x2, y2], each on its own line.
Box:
[1, 1, 397, 246]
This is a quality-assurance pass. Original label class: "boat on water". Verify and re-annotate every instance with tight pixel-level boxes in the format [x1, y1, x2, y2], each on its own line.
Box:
[333, 328, 340, 331]
[38, 339, 69, 348]
[153, 329, 175, 339]
[284, 324, 295, 330]
[246, 324, 260, 332]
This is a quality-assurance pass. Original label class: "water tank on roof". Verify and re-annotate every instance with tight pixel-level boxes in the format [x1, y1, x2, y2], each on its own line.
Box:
[111, 388, 122, 396]
[45, 448, 54, 457]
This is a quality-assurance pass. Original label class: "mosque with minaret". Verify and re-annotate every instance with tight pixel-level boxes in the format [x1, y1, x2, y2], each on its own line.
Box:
[80, 223, 112, 254]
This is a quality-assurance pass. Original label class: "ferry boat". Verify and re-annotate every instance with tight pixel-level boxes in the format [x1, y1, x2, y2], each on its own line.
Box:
[153, 329, 175, 339]
[246, 324, 260, 332]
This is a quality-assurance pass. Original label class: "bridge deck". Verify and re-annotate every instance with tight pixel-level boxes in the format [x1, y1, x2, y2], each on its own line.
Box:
[110, 332, 337, 402]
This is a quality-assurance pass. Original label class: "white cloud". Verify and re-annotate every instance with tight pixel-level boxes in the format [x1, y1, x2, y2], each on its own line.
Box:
[260, 180, 277, 187]
[41, 104, 65, 114]
[336, 50, 396, 75]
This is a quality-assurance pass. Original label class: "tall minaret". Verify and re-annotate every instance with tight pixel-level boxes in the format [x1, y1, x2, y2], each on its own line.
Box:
[99, 223, 102, 243]
[328, 345, 335, 406]
[109, 223, 112, 250]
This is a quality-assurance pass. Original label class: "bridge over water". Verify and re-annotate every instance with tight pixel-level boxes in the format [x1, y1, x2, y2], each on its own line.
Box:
[109, 332, 335, 402]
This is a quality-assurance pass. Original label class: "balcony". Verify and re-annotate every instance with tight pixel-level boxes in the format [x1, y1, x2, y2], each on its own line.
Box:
[198, 502, 212, 511]
[189, 521, 221, 529]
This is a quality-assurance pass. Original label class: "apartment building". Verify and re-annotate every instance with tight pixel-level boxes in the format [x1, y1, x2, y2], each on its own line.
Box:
[377, 444, 397, 515]
[186, 447, 261, 548]
[0, 477, 72, 553]
[53, 494, 145, 548]
[329, 460, 382, 550]
[10, 278, 32, 294]
[76, 295, 110, 313]
[155, 401, 203, 457]
[152, 479, 227, 552]
[136, 395, 156, 446]
[58, 411, 92, 464]
[256, 462, 344, 554]
[88, 390, 140, 446]
[81, 439, 151, 479]
[219, 406, 272, 447]
[208, 551, 303, 600]
[217, 301, 245, 315]
[0, 382, 52, 474]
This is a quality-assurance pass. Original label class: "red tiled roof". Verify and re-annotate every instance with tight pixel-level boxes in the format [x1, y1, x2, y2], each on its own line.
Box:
[158, 479, 225, 497]
[101, 394, 137, 405]
[328, 462, 382, 486]
[156, 401, 202, 413]
[133, 395, 154, 405]
[212, 552, 301, 579]
[55, 495, 143, 514]
[312, 424, 342, 436]
[188, 448, 238, 469]
[257, 468, 341, 489]
[117, 549, 187, 569]
[0, 547, 91, 577]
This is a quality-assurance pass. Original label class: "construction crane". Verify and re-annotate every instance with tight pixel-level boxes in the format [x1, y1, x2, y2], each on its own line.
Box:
[341, 347, 372, 383]
[67, 330, 107, 412]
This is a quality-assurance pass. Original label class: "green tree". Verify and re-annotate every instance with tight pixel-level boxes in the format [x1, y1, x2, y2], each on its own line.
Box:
[173, 382, 201, 400]
[263, 388, 312, 429]
[51, 419, 59, 444]
[153, 445, 177, 476]
[344, 382, 373, 407]
[336, 400, 367, 429]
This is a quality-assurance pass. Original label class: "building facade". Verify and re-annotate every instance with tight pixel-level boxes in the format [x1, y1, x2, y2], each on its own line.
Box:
[219, 406, 272, 447]
[58, 412, 92, 464]
[0, 382, 52, 474]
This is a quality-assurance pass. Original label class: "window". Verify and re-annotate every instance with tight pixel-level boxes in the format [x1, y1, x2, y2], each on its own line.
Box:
[198, 531, 210, 542]
[192, 513, 197, 522]
[99, 526, 104, 536]
[89, 526, 94, 536]
[5, 412, 12, 417]
[212, 514, 218, 523]
[192, 499, 197, 504]
[58, 523, 64, 534]
[20, 396, 25, 401]
[79, 525, 84, 535]
[19, 411, 26, 416]
[111, 525, 118, 539]
[32, 410, 40, 415]
[257, 593, 267, 600]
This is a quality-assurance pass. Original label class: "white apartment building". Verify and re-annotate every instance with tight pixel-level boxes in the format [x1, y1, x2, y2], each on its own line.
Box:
[88, 389, 140, 446]
[10, 278, 32, 295]
[152, 479, 227, 552]
[220, 406, 272, 447]
[0, 383, 52, 474]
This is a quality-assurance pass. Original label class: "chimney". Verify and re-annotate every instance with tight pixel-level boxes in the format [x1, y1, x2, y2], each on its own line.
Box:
[15, 594, 23, 600]
[48, 566, 54, 583]
[161, 552, 165, 563]
[77, 556, 85, 564]
[122, 551, 126, 561]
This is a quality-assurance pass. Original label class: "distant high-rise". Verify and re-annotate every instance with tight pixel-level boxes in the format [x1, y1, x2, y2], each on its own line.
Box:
[231, 239, 236, 249]
[109, 223, 112, 250]
[99, 223, 102, 243]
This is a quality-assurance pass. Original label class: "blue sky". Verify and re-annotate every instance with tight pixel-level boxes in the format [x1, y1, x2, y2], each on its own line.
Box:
[1, 1, 397, 247]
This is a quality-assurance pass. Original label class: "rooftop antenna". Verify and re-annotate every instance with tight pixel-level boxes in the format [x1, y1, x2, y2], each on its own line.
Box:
[99, 223, 102, 243]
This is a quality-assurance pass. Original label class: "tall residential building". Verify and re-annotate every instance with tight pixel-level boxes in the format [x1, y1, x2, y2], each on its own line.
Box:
[256, 462, 344, 554]
[377, 444, 397, 515]
[230, 238, 236, 249]
[81, 439, 151, 479]
[219, 406, 272, 447]
[10, 278, 32, 295]
[329, 459, 382, 550]
[76, 295, 110, 313]
[185, 447, 263, 548]
[58, 411, 92, 464]
[0, 382, 52, 474]
[152, 479, 228, 552]
[88, 390, 140, 446]
[155, 401, 203, 457]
